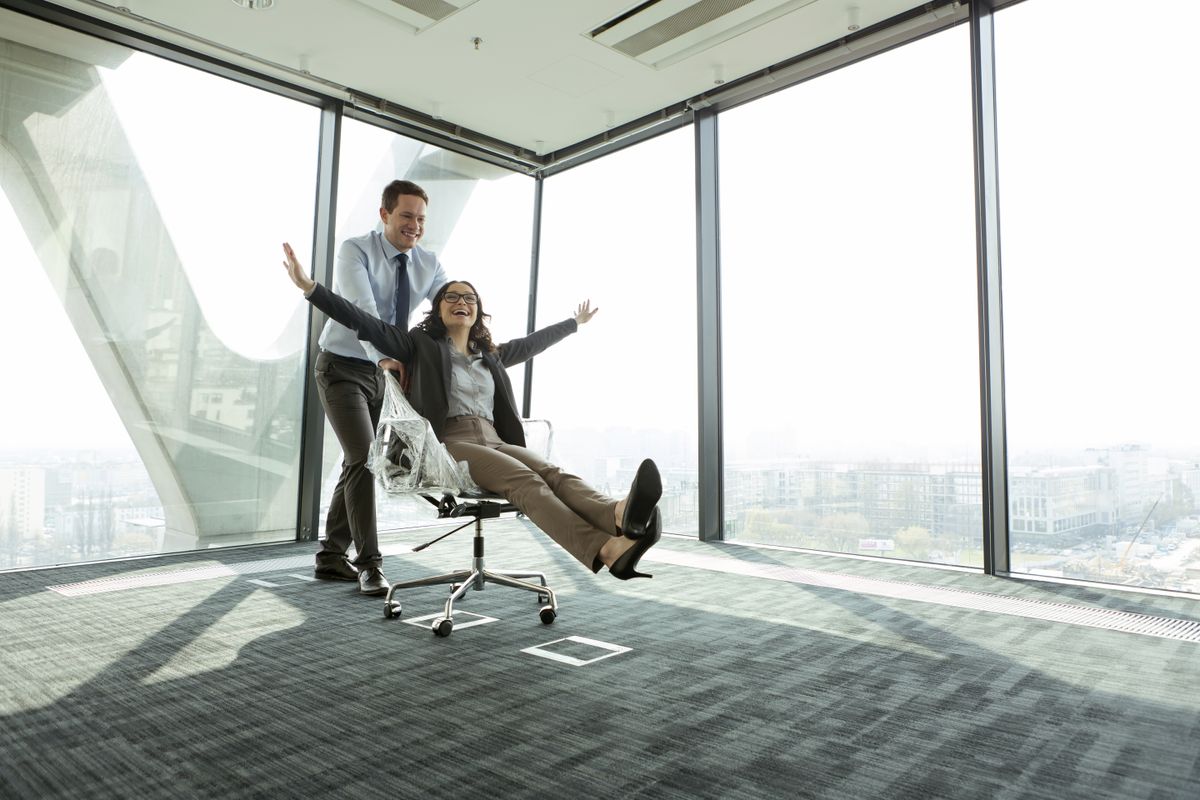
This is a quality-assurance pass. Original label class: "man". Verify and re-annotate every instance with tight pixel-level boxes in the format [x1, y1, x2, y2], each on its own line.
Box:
[313, 180, 448, 595]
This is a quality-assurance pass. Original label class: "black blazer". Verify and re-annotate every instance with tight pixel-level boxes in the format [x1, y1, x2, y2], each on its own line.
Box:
[308, 283, 577, 447]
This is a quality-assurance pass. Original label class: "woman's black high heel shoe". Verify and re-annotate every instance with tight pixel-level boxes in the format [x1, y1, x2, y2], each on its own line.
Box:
[610, 508, 661, 580]
[619, 459, 661, 539]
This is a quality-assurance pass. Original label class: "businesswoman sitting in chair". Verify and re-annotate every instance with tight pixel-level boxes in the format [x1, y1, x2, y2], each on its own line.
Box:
[282, 243, 662, 580]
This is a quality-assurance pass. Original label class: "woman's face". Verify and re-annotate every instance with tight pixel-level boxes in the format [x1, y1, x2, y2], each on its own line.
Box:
[439, 282, 478, 331]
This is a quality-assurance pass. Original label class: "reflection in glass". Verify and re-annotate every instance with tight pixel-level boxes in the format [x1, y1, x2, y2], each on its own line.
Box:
[719, 26, 980, 565]
[0, 12, 319, 567]
[996, 0, 1200, 592]
[536, 128, 698, 535]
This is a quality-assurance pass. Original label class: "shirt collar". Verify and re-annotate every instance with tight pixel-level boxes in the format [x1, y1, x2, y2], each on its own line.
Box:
[376, 230, 410, 263]
[445, 336, 480, 355]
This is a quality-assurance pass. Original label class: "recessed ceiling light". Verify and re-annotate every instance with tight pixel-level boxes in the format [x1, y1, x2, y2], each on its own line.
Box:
[231, 0, 275, 9]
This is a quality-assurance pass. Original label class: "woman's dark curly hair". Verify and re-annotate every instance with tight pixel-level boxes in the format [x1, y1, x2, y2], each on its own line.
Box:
[416, 280, 497, 353]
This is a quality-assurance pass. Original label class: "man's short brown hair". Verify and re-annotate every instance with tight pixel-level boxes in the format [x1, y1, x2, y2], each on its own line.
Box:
[381, 180, 429, 212]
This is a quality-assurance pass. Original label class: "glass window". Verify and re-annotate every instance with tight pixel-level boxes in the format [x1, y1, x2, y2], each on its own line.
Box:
[996, 0, 1200, 592]
[536, 127, 698, 535]
[0, 11, 320, 567]
[719, 26, 981, 565]
[320, 118, 535, 534]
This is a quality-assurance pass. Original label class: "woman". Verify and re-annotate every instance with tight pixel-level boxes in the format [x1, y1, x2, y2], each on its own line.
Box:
[282, 243, 662, 580]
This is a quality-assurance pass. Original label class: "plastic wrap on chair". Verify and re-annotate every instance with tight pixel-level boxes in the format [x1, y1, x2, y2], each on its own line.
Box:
[521, 419, 553, 459]
[368, 372, 478, 494]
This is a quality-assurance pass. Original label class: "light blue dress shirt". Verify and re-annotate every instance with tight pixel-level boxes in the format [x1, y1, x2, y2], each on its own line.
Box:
[446, 341, 497, 421]
[317, 229, 449, 364]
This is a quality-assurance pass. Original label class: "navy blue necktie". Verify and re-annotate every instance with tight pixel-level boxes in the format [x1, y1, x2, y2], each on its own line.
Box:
[393, 252, 410, 326]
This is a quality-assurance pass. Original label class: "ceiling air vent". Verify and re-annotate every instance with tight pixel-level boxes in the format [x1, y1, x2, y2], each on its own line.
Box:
[589, 0, 820, 69]
[351, 0, 479, 33]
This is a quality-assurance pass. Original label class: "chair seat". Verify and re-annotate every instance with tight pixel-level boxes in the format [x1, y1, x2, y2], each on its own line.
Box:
[458, 488, 507, 502]
[421, 490, 518, 519]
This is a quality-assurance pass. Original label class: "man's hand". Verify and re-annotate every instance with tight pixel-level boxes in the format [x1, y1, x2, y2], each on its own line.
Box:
[379, 359, 411, 393]
[574, 299, 599, 325]
[281, 242, 316, 293]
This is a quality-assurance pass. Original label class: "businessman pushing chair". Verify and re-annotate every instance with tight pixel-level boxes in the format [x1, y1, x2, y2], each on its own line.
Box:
[281, 240, 666, 636]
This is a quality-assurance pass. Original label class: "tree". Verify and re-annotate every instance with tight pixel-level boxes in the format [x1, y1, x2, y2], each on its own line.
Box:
[77, 490, 93, 556]
[739, 508, 800, 545]
[894, 526, 933, 560]
[97, 487, 116, 555]
[812, 512, 870, 553]
[1150, 480, 1195, 528]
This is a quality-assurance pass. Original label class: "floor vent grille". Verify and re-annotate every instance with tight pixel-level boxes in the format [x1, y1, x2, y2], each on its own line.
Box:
[647, 550, 1200, 642]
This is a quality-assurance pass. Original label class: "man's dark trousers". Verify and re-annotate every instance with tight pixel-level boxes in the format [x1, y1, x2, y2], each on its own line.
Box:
[315, 350, 385, 568]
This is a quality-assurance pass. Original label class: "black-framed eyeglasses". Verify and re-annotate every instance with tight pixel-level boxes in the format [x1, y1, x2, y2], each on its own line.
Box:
[443, 292, 478, 305]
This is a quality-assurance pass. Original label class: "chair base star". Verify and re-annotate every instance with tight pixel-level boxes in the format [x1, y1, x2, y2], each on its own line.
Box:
[383, 492, 558, 637]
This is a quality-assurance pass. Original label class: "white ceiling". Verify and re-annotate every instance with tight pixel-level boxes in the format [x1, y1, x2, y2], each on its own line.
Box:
[39, 0, 935, 156]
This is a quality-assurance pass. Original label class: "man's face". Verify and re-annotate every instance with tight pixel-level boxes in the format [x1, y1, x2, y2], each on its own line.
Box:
[380, 194, 426, 252]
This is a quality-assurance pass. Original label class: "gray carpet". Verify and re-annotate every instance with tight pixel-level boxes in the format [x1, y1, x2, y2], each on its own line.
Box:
[1, 520, 1198, 799]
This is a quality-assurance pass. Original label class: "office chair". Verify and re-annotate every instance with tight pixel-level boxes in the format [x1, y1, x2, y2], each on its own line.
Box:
[382, 488, 558, 637]
[368, 377, 558, 637]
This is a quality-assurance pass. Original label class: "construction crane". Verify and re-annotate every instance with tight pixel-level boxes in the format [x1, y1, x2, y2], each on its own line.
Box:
[1118, 496, 1161, 571]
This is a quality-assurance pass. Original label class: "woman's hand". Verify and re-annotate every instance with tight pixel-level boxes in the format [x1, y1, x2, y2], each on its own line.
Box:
[574, 299, 598, 325]
[281, 242, 316, 294]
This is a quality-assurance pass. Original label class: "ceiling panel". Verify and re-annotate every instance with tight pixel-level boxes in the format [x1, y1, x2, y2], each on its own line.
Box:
[36, 0, 938, 154]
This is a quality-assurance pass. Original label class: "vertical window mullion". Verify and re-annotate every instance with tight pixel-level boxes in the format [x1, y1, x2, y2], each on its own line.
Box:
[695, 109, 724, 542]
[970, 1, 1010, 574]
[296, 100, 342, 543]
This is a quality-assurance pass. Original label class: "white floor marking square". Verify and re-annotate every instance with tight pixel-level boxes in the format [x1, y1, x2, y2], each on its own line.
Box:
[247, 573, 316, 588]
[521, 635, 632, 666]
[401, 611, 499, 630]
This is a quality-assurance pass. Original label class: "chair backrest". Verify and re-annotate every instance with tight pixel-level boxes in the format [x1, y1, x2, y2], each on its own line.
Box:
[369, 374, 555, 495]
[521, 418, 553, 460]
[369, 372, 474, 494]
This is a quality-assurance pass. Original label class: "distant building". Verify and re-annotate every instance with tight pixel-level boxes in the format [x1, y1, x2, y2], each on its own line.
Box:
[1084, 443, 1170, 525]
[725, 460, 983, 541]
[722, 450, 1163, 547]
[0, 466, 47, 540]
[1008, 465, 1112, 539]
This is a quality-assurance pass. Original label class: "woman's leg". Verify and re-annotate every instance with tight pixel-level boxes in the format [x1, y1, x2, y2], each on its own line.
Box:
[445, 440, 610, 572]
[496, 444, 619, 536]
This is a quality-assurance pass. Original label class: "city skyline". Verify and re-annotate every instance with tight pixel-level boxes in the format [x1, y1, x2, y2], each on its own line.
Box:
[4, 434, 1195, 592]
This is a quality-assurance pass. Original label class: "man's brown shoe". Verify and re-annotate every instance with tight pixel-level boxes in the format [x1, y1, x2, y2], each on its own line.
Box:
[359, 566, 390, 596]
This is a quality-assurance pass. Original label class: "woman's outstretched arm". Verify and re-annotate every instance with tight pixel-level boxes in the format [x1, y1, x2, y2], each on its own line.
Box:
[497, 299, 598, 368]
[281, 242, 317, 293]
[281, 242, 416, 362]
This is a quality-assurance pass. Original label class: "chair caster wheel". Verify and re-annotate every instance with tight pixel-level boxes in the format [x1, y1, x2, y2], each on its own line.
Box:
[452, 583, 467, 599]
[539, 606, 556, 625]
[383, 601, 401, 619]
[433, 618, 453, 637]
